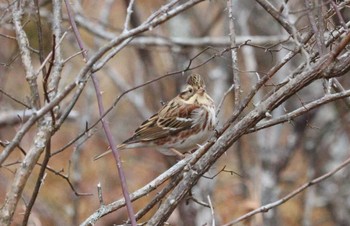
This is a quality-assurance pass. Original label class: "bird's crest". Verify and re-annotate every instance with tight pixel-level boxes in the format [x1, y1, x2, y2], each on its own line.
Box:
[187, 74, 205, 89]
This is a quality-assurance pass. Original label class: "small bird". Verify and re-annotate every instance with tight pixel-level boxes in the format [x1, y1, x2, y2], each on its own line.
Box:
[94, 73, 216, 160]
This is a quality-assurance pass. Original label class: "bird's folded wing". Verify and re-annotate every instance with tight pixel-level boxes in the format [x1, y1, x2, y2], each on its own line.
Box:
[122, 103, 200, 144]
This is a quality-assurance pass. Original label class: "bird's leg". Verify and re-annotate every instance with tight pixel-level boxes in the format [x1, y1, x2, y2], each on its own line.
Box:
[170, 148, 185, 159]
[185, 189, 193, 205]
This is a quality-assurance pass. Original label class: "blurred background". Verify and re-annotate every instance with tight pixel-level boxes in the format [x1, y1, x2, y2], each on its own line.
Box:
[1, 0, 350, 225]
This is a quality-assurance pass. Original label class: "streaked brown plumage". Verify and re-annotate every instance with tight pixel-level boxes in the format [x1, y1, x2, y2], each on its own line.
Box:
[94, 73, 216, 160]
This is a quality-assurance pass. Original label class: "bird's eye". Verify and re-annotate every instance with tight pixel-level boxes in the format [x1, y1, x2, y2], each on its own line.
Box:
[180, 86, 194, 99]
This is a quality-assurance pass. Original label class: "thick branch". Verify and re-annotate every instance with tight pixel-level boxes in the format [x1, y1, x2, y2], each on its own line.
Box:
[146, 32, 350, 225]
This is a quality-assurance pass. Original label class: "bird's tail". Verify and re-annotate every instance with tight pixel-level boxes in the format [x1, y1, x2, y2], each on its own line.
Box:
[93, 149, 112, 161]
[93, 144, 126, 161]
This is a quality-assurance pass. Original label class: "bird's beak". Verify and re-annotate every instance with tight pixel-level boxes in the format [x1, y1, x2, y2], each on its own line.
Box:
[198, 88, 205, 95]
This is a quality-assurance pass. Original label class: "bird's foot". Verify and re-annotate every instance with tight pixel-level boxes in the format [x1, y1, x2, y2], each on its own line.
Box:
[170, 148, 185, 159]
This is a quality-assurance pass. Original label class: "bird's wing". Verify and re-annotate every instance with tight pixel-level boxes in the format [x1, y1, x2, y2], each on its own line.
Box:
[122, 100, 200, 145]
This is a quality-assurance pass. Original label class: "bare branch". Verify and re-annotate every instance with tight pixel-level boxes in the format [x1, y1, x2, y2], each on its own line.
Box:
[2, 1, 350, 225]
[123, 0, 136, 32]
[223, 156, 350, 225]
[80, 157, 190, 225]
[146, 32, 350, 225]
[250, 88, 350, 132]
[64, 1, 137, 223]
[12, 2, 40, 109]
[227, 0, 240, 108]
[0, 89, 30, 109]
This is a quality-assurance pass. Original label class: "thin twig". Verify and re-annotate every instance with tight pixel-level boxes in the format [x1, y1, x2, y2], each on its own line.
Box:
[304, 0, 325, 55]
[42, 35, 56, 125]
[64, 0, 86, 61]
[227, 0, 240, 108]
[33, 0, 47, 77]
[207, 195, 216, 226]
[21, 139, 51, 226]
[35, 30, 68, 76]
[52, 46, 225, 157]
[63, 0, 137, 224]
[0, 4, 46, 224]
[216, 84, 234, 117]
[187, 196, 210, 208]
[331, 0, 348, 31]
[143, 0, 180, 25]
[21, 22, 57, 226]
[52, 0, 206, 136]
[222, 156, 350, 225]
[97, 183, 104, 206]
[146, 31, 350, 226]
[249, 88, 350, 133]
[0, 89, 30, 109]
[62, 49, 85, 64]
[131, 174, 183, 222]
[40, 162, 92, 196]
[123, 0, 136, 32]
[81, 157, 190, 225]
[12, 2, 40, 109]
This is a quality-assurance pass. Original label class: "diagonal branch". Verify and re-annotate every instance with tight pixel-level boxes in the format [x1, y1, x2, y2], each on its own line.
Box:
[223, 155, 350, 225]
[146, 32, 350, 225]
[64, 0, 137, 224]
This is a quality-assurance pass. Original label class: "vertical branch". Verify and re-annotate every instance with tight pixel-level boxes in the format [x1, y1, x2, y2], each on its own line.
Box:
[123, 0, 136, 32]
[21, 32, 57, 226]
[49, 0, 64, 105]
[21, 140, 51, 226]
[316, 0, 326, 54]
[91, 77, 137, 226]
[0, 115, 52, 225]
[63, 0, 137, 225]
[71, 142, 83, 225]
[0, 3, 58, 224]
[12, 2, 41, 109]
[64, 0, 86, 62]
[227, 0, 240, 108]
[304, 0, 326, 55]
[0, 125, 52, 225]
[331, 0, 348, 31]
[255, 0, 293, 35]
[33, 0, 47, 77]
